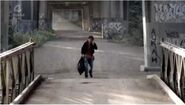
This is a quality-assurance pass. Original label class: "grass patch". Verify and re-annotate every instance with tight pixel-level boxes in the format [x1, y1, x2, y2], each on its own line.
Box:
[10, 30, 56, 48]
[108, 35, 143, 46]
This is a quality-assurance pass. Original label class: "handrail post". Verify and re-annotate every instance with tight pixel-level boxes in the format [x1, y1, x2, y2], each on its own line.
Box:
[160, 41, 185, 102]
[5, 60, 9, 103]
[0, 42, 35, 104]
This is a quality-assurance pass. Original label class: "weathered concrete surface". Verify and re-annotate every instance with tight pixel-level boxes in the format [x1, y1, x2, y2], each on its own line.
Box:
[1, 1, 9, 51]
[52, 9, 82, 31]
[25, 31, 172, 104]
[143, 1, 185, 70]
[34, 30, 159, 79]
[25, 78, 174, 104]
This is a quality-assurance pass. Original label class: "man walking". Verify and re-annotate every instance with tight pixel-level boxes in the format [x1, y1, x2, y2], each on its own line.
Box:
[81, 36, 98, 78]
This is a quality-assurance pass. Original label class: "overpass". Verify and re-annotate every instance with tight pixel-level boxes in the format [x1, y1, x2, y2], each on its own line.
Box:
[0, 31, 184, 104]
[1, 0, 185, 104]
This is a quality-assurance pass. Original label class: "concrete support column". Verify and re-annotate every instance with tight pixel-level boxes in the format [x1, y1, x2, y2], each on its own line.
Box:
[29, 0, 34, 32]
[119, 1, 123, 19]
[101, 1, 110, 18]
[110, 1, 116, 18]
[83, 5, 90, 31]
[1, 1, 9, 52]
[142, 1, 148, 69]
[140, 1, 160, 71]
[31, 0, 33, 22]
[39, 1, 47, 30]
[11, 1, 22, 33]
[81, 9, 85, 31]
[47, 3, 52, 29]
[0, 1, 2, 52]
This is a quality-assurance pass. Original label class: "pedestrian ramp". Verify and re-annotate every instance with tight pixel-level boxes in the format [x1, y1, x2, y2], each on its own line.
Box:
[12, 75, 184, 104]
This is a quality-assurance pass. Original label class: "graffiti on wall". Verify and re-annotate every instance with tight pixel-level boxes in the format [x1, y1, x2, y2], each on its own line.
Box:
[103, 21, 126, 40]
[20, 20, 34, 32]
[39, 14, 47, 30]
[91, 18, 103, 32]
[108, 22, 123, 33]
[165, 31, 185, 48]
[151, 28, 160, 64]
[10, 2, 24, 32]
[9, 1, 37, 32]
[180, 40, 185, 48]
[154, 3, 185, 22]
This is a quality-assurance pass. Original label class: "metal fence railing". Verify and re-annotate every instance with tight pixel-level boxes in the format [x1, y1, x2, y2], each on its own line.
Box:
[160, 41, 185, 102]
[0, 42, 35, 104]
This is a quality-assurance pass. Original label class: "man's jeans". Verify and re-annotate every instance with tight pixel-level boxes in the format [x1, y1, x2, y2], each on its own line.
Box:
[84, 57, 93, 78]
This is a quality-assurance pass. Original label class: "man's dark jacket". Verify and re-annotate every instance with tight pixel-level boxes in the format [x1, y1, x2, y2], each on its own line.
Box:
[81, 41, 98, 55]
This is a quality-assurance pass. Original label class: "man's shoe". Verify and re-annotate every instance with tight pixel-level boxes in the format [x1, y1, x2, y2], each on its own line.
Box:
[90, 73, 93, 78]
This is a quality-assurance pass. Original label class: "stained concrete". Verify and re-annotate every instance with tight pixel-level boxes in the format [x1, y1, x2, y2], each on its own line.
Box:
[24, 31, 173, 104]
[25, 78, 174, 104]
[34, 30, 159, 79]
[52, 10, 82, 31]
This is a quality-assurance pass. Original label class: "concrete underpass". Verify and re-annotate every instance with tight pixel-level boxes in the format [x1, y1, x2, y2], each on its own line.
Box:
[24, 31, 173, 104]
[1, 1, 185, 104]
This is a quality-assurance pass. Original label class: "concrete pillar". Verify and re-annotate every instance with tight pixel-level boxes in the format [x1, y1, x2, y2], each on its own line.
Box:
[101, 1, 110, 18]
[0, 1, 2, 52]
[119, 1, 123, 19]
[9, 1, 22, 33]
[83, 5, 90, 31]
[92, 2, 99, 18]
[31, 0, 33, 22]
[1, 1, 9, 52]
[141, 1, 148, 70]
[47, 3, 52, 29]
[39, 1, 47, 30]
[110, 1, 116, 18]
[140, 1, 160, 71]
[81, 9, 85, 30]
[124, 1, 128, 20]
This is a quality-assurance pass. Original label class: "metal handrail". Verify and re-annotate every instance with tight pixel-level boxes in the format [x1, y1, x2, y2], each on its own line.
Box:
[161, 41, 185, 58]
[160, 41, 185, 102]
[0, 41, 35, 104]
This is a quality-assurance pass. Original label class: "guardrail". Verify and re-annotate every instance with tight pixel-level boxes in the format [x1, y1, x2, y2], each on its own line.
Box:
[0, 42, 35, 104]
[160, 41, 185, 102]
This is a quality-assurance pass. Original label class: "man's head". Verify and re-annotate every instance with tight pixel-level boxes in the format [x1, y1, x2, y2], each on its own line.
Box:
[88, 35, 94, 43]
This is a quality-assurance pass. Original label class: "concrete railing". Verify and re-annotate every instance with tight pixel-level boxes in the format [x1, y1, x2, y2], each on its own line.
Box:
[160, 41, 185, 102]
[0, 42, 35, 104]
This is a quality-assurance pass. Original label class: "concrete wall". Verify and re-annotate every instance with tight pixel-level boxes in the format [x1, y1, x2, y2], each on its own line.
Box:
[1, 1, 9, 52]
[102, 1, 128, 40]
[47, 2, 85, 31]
[89, 1, 128, 40]
[52, 9, 82, 31]
[143, 1, 185, 70]
[9, 1, 39, 33]
[46, 1, 129, 40]
[1, 1, 42, 50]
[1, 1, 130, 49]
[103, 19, 128, 39]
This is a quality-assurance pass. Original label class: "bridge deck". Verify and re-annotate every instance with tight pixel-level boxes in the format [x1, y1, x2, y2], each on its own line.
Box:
[25, 78, 174, 104]
[24, 31, 174, 104]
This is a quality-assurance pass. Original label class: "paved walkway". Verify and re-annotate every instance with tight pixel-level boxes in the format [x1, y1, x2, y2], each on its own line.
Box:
[25, 31, 174, 104]
[34, 30, 158, 79]
[26, 78, 173, 104]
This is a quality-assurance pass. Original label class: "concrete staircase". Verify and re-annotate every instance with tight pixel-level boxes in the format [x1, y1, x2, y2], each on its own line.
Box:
[25, 77, 174, 104]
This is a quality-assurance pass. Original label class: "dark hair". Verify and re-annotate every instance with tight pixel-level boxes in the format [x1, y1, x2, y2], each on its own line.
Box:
[88, 36, 94, 40]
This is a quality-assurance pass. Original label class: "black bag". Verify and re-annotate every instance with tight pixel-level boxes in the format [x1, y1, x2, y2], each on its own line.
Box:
[77, 57, 85, 75]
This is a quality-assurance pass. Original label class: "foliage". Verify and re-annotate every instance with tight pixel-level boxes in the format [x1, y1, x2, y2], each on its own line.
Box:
[127, 1, 143, 46]
[10, 30, 56, 48]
